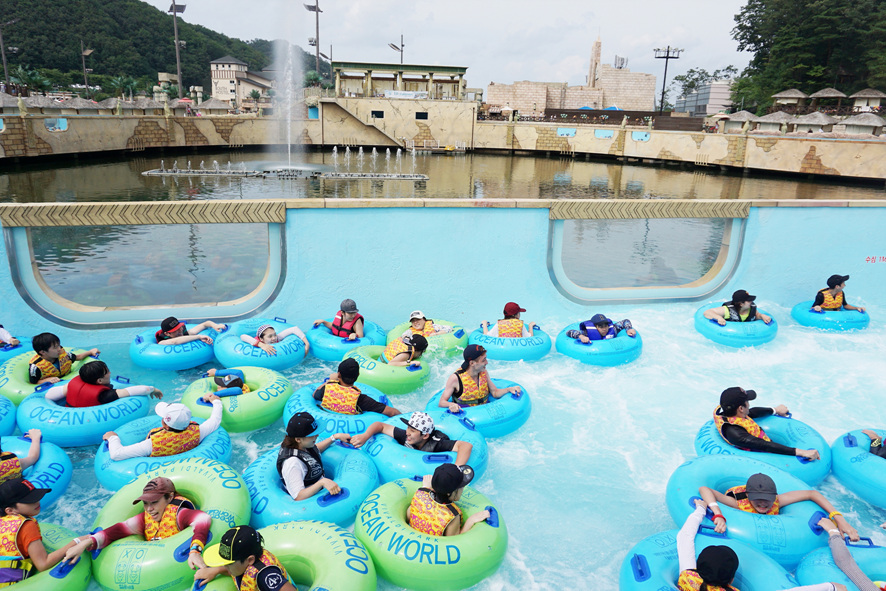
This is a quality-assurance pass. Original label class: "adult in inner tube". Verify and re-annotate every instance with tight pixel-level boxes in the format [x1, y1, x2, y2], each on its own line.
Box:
[313, 358, 400, 417]
[704, 290, 772, 325]
[348, 411, 474, 466]
[407, 463, 490, 537]
[714, 387, 820, 461]
[481, 301, 535, 337]
[313, 298, 365, 341]
[278, 412, 349, 501]
[812, 275, 865, 313]
[155, 316, 227, 345]
[436, 345, 521, 411]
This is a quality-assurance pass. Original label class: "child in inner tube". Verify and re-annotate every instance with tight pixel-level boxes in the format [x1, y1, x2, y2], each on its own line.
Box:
[703, 289, 772, 325]
[277, 412, 348, 502]
[380, 334, 428, 367]
[860, 429, 886, 530]
[566, 314, 636, 343]
[0, 430, 42, 486]
[313, 298, 364, 341]
[239, 324, 309, 356]
[155, 317, 226, 345]
[813, 274, 866, 313]
[44, 360, 162, 408]
[0, 324, 20, 347]
[407, 463, 490, 537]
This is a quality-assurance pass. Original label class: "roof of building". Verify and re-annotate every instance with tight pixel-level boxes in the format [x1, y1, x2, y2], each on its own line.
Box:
[753, 111, 796, 123]
[246, 70, 273, 81]
[239, 77, 271, 90]
[794, 111, 837, 124]
[196, 97, 232, 110]
[841, 112, 886, 127]
[210, 55, 247, 65]
[24, 95, 58, 108]
[332, 61, 467, 75]
[808, 87, 846, 99]
[771, 88, 809, 99]
[96, 97, 137, 109]
[131, 98, 165, 109]
[0, 92, 19, 107]
[724, 110, 756, 121]
[849, 88, 886, 99]
[60, 97, 99, 109]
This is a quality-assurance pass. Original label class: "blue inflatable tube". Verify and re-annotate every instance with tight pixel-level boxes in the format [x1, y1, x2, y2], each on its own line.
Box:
[283, 381, 391, 438]
[17, 382, 151, 448]
[796, 538, 886, 590]
[306, 319, 388, 362]
[0, 396, 15, 436]
[93, 415, 232, 491]
[665, 455, 829, 569]
[213, 317, 306, 371]
[359, 410, 489, 484]
[424, 379, 531, 438]
[831, 429, 886, 510]
[244, 442, 379, 529]
[0, 338, 31, 366]
[555, 324, 642, 366]
[129, 324, 220, 371]
[0, 435, 72, 509]
[467, 325, 551, 361]
[619, 526, 798, 591]
[694, 304, 778, 348]
[694, 414, 832, 486]
[791, 301, 870, 331]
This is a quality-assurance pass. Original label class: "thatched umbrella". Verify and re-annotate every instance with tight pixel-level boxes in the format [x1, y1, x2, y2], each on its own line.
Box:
[848, 88, 886, 111]
[196, 97, 232, 115]
[753, 110, 796, 132]
[841, 112, 886, 135]
[771, 88, 809, 106]
[59, 97, 100, 115]
[721, 110, 756, 132]
[794, 111, 837, 132]
[808, 87, 846, 109]
[24, 95, 61, 114]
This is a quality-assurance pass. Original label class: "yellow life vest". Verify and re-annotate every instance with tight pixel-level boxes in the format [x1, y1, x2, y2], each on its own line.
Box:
[713, 407, 771, 442]
[28, 348, 74, 380]
[236, 549, 289, 591]
[497, 318, 524, 338]
[148, 423, 201, 457]
[819, 289, 844, 310]
[0, 454, 22, 486]
[382, 339, 413, 364]
[320, 381, 361, 415]
[726, 485, 780, 515]
[407, 488, 462, 536]
[0, 515, 34, 587]
[454, 370, 489, 407]
[409, 321, 437, 337]
[143, 495, 192, 541]
[677, 569, 739, 591]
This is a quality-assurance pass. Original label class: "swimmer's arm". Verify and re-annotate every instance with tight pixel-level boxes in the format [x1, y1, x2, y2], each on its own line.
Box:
[27, 537, 76, 572]
[197, 399, 224, 441]
[314, 319, 333, 329]
[438, 375, 461, 411]
[0, 326, 13, 343]
[386, 352, 411, 366]
[780, 491, 858, 540]
[451, 440, 473, 466]
[525, 323, 533, 337]
[192, 320, 226, 333]
[240, 333, 259, 346]
[353, 317, 364, 338]
[91, 514, 146, 549]
[676, 503, 706, 572]
[481, 321, 495, 336]
[460, 509, 491, 535]
[699, 486, 737, 508]
[104, 434, 152, 461]
[73, 348, 100, 361]
[316, 433, 348, 453]
[43, 383, 68, 402]
[276, 326, 309, 351]
[194, 566, 227, 586]
[488, 375, 519, 399]
[348, 422, 393, 448]
[157, 334, 204, 345]
[432, 323, 453, 335]
[116, 385, 161, 399]
[703, 307, 727, 325]
[175, 508, 211, 547]
[20, 429, 42, 470]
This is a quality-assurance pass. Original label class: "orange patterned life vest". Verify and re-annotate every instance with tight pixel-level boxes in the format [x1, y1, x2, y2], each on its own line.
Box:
[382, 339, 413, 364]
[453, 370, 489, 407]
[320, 381, 361, 415]
[28, 348, 74, 379]
[819, 289, 844, 310]
[497, 318, 524, 338]
[677, 569, 739, 591]
[0, 454, 22, 486]
[148, 423, 201, 457]
[726, 485, 780, 515]
[235, 549, 289, 591]
[407, 488, 461, 536]
[0, 515, 34, 587]
[143, 495, 193, 541]
[409, 321, 437, 337]
[713, 407, 770, 442]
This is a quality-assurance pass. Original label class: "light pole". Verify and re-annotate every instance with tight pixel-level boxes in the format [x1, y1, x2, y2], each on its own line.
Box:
[81, 41, 94, 98]
[388, 35, 404, 64]
[0, 19, 17, 88]
[304, 1, 322, 76]
[653, 46, 682, 115]
[169, 1, 186, 99]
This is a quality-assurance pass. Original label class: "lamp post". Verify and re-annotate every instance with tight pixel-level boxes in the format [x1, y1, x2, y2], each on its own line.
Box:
[169, 1, 186, 99]
[81, 41, 94, 98]
[0, 19, 17, 88]
[304, 1, 322, 76]
[653, 46, 682, 115]
[388, 35, 404, 64]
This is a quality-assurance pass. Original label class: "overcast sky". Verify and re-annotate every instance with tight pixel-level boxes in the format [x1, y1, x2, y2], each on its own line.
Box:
[145, 0, 751, 92]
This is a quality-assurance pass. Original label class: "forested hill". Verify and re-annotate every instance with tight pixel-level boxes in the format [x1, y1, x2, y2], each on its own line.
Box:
[0, 0, 320, 90]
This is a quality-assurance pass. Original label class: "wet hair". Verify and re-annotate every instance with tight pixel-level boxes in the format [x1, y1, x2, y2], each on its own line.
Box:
[79, 361, 109, 385]
[32, 332, 60, 355]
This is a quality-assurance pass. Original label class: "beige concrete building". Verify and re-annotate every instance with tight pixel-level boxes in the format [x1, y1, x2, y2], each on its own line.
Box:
[485, 38, 656, 115]
[210, 56, 274, 109]
[332, 61, 467, 100]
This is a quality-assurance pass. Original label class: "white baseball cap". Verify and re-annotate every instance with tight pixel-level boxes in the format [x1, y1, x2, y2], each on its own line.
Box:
[400, 411, 434, 435]
[155, 402, 192, 430]
[409, 310, 426, 321]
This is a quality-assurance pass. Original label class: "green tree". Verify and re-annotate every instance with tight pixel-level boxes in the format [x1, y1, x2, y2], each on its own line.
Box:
[672, 66, 738, 97]
[248, 89, 261, 100]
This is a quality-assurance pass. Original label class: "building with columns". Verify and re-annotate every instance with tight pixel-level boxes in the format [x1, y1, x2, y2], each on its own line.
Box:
[210, 56, 274, 109]
[332, 61, 467, 100]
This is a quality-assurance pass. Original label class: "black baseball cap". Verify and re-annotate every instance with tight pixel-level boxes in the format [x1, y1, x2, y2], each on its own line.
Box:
[719, 387, 756, 411]
[460, 344, 486, 370]
[431, 463, 474, 496]
[746, 473, 778, 502]
[590, 314, 609, 325]
[696, 545, 739, 586]
[827, 274, 849, 288]
[408, 334, 428, 352]
[161, 317, 184, 332]
[338, 358, 360, 383]
[0, 478, 50, 509]
[286, 412, 321, 438]
[203, 525, 263, 566]
[732, 289, 756, 302]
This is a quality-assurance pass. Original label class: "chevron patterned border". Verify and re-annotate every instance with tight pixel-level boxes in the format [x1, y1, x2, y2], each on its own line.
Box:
[549, 199, 750, 220]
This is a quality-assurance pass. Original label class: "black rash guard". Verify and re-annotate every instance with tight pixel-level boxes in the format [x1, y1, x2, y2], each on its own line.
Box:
[720, 407, 798, 456]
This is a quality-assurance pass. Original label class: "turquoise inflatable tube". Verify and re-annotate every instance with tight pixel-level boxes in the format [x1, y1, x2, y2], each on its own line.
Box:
[665, 454, 828, 569]
[355, 478, 506, 591]
[129, 324, 219, 371]
[213, 317, 306, 371]
[13, 522, 93, 591]
[307, 319, 388, 362]
[467, 324, 551, 361]
[0, 338, 31, 366]
[791, 301, 870, 331]
[283, 381, 391, 438]
[343, 346, 430, 395]
[694, 304, 778, 348]
[694, 414, 832, 486]
[619, 526, 798, 591]
[796, 539, 886, 590]
[17, 385, 150, 448]
[555, 324, 642, 366]
[424, 379, 531, 438]
[93, 415, 232, 491]
[0, 396, 15, 435]
[0, 435, 72, 508]
[360, 410, 488, 483]
[831, 429, 886, 510]
[244, 442, 379, 529]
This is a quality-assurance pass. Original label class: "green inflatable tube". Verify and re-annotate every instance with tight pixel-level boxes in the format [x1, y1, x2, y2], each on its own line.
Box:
[181, 367, 293, 433]
[14, 522, 92, 591]
[385, 320, 468, 358]
[198, 520, 377, 591]
[355, 479, 508, 591]
[91, 457, 252, 591]
[343, 346, 430, 395]
[0, 349, 94, 405]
